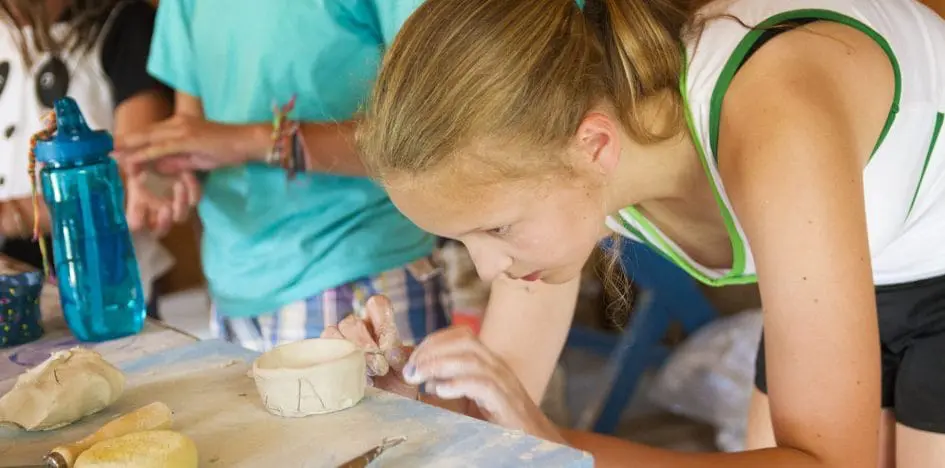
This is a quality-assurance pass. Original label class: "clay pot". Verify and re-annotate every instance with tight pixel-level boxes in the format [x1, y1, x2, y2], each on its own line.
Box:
[251, 338, 366, 417]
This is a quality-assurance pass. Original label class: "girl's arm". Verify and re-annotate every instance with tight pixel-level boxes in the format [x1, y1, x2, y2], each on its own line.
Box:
[113, 89, 172, 137]
[114, 98, 364, 176]
[174, 92, 204, 118]
[716, 23, 885, 467]
[116, 112, 366, 176]
[479, 275, 581, 404]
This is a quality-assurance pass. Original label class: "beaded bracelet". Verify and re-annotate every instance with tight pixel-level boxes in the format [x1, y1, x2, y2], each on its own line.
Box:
[267, 96, 310, 179]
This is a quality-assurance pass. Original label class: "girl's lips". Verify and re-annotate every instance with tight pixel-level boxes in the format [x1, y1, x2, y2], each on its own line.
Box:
[521, 271, 542, 282]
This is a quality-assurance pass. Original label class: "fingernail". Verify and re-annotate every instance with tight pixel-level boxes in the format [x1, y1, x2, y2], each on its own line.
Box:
[434, 384, 462, 400]
[365, 375, 374, 387]
[403, 364, 423, 384]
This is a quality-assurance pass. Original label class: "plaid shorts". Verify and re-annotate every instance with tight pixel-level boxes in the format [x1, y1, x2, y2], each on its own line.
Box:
[210, 257, 450, 352]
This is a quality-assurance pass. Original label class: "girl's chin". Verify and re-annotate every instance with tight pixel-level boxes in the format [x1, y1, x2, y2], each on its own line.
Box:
[537, 268, 581, 285]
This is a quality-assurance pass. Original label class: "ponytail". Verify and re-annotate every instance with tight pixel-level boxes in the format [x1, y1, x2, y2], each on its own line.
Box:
[587, 0, 692, 142]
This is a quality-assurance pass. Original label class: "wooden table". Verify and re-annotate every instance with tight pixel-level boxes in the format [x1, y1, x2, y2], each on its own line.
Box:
[0, 289, 592, 467]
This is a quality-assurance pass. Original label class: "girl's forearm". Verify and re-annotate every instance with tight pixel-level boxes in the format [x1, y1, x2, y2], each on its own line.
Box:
[561, 428, 833, 468]
[414, 398, 832, 467]
[296, 120, 363, 176]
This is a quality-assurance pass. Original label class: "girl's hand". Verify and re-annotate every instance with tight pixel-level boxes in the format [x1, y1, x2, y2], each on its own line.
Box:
[0, 201, 32, 238]
[321, 295, 417, 399]
[125, 170, 200, 236]
[0, 198, 50, 238]
[113, 115, 267, 172]
[404, 327, 564, 442]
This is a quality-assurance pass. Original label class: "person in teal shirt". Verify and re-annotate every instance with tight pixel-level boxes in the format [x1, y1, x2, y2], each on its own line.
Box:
[114, 0, 447, 351]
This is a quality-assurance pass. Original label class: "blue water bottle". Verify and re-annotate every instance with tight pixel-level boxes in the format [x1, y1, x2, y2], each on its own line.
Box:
[34, 97, 145, 342]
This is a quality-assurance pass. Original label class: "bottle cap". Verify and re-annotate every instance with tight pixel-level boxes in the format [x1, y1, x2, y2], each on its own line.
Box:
[34, 97, 113, 165]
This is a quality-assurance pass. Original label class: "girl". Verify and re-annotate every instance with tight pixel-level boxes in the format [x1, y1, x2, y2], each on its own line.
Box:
[111, 0, 451, 352]
[337, 0, 945, 466]
[0, 0, 193, 316]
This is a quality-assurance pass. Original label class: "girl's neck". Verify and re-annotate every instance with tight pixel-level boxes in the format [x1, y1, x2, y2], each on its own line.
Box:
[607, 125, 706, 213]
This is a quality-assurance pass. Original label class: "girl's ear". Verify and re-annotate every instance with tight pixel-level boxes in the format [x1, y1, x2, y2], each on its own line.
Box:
[573, 111, 621, 175]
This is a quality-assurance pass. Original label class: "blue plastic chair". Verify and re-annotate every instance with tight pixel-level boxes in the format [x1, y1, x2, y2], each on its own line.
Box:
[566, 239, 719, 434]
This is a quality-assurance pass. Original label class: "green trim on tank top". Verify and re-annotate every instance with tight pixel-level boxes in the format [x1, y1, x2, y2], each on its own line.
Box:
[708, 9, 903, 163]
[612, 212, 691, 271]
[907, 112, 944, 218]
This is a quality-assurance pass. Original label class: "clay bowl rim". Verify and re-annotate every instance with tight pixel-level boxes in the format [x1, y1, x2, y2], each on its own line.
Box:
[252, 338, 363, 379]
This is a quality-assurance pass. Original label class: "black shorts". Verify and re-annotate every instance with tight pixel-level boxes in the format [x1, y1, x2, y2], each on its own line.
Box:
[755, 273, 945, 433]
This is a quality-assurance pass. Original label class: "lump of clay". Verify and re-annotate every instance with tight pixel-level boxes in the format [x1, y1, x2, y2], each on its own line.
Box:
[252, 338, 365, 417]
[74, 430, 198, 468]
[0, 347, 124, 430]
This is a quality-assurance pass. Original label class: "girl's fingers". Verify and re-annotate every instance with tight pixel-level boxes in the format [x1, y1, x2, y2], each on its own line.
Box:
[180, 171, 202, 207]
[171, 181, 189, 223]
[152, 203, 173, 237]
[427, 376, 505, 416]
[404, 352, 491, 385]
[114, 121, 182, 153]
[337, 314, 380, 349]
[410, 325, 479, 359]
[125, 186, 146, 231]
[338, 314, 389, 377]
[140, 141, 188, 163]
[151, 157, 190, 175]
[126, 207, 144, 232]
[422, 379, 449, 397]
[364, 295, 403, 362]
[320, 326, 344, 339]
[407, 327, 494, 379]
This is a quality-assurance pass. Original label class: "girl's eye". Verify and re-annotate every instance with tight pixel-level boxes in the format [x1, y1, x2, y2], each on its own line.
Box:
[487, 225, 511, 237]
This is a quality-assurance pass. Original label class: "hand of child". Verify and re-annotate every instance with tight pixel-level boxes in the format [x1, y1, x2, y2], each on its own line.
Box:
[125, 169, 201, 236]
[404, 326, 565, 442]
[0, 201, 31, 238]
[321, 295, 417, 399]
[113, 115, 266, 172]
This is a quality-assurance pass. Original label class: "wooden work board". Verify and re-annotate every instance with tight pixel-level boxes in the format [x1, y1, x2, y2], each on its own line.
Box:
[1, 339, 592, 467]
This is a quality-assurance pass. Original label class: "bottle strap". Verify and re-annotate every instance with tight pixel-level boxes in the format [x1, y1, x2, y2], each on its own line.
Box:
[27, 111, 57, 280]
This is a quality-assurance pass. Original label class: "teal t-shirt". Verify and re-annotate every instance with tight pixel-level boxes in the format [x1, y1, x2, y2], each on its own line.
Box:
[148, 0, 431, 317]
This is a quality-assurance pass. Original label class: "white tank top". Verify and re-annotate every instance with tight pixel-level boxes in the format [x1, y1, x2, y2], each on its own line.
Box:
[607, 0, 945, 287]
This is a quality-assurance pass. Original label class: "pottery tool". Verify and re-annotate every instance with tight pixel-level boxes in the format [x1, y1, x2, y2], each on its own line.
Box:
[336, 436, 407, 468]
[43, 402, 173, 468]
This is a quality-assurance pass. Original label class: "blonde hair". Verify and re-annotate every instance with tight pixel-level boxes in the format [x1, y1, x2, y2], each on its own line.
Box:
[358, 0, 697, 182]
